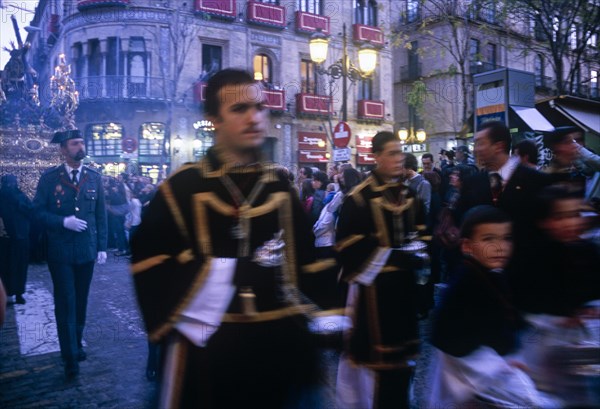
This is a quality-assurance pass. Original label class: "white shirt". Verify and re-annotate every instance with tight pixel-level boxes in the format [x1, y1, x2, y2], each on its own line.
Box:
[64, 163, 83, 183]
[495, 156, 520, 185]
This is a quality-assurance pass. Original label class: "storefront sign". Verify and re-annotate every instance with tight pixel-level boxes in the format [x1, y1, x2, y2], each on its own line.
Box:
[299, 150, 329, 163]
[298, 132, 327, 150]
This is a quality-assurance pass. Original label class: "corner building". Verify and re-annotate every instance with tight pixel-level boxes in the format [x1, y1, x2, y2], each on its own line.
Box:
[27, 0, 395, 179]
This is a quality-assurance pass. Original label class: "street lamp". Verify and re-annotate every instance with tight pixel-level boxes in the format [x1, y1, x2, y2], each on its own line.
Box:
[397, 127, 426, 144]
[309, 24, 379, 122]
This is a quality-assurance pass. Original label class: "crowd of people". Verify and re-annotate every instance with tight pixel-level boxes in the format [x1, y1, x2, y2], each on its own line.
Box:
[1, 68, 599, 408]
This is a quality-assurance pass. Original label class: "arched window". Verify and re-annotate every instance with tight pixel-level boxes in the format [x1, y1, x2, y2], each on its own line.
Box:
[358, 78, 373, 101]
[253, 54, 272, 84]
[355, 0, 377, 26]
[534, 54, 544, 87]
[128, 37, 147, 97]
[299, 0, 322, 14]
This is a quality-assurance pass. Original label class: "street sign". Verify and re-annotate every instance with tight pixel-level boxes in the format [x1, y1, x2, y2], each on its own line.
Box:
[122, 136, 138, 153]
[333, 147, 351, 162]
[333, 121, 351, 148]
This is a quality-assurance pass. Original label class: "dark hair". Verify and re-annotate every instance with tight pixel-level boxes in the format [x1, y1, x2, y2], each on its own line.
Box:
[204, 69, 256, 117]
[422, 170, 441, 190]
[460, 205, 512, 239]
[301, 179, 315, 201]
[312, 171, 329, 190]
[422, 153, 434, 162]
[372, 131, 398, 154]
[403, 153, 418, 171]
[445, 150, 455, 160]
[301, 166, 313, 179]
[340, 168, 362, 194]
[478, 121, 511, 154]
[514, 139, 538, 165]
[536, 185, 581, 221]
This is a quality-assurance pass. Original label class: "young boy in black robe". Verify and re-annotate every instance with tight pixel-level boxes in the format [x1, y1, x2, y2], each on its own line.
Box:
[427, 205, 545, 406]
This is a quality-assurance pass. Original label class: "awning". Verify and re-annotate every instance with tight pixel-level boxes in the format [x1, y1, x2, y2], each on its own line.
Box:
[554, 104, 600, 134]
[511, 106, 554, 131]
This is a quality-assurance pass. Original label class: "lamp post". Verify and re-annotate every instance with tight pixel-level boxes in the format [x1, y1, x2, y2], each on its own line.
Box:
[309, 24, 378, 123]
[398, 127, 427, 144]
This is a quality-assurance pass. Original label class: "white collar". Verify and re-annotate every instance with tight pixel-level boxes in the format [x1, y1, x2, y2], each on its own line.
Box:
[64, 163, 83, 175]
[495, 156, 519, 182]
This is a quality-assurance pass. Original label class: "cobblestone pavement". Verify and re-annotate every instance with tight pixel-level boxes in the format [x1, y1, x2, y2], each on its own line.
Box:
[0, 253, 434, 408]
[0, 253, 156, 408]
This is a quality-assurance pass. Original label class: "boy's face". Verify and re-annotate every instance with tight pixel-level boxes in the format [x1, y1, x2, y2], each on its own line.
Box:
[462, 222, 513, 270]
[539, 198, 583, 243]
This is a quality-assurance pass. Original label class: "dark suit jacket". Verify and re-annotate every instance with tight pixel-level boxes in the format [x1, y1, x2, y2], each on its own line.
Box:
[33, 165, 108, 264]
[0, 187, 32, 240]
[456, 164, 552, 238]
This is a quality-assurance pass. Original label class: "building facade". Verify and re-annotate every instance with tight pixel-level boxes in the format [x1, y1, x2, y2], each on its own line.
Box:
[391, 0, 600, 159]
[26, 0, 397, 180]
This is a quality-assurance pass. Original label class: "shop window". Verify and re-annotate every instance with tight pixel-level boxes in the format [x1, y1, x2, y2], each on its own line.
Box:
[253, 54, 272, 84]
[139, 123, 166, 156]
[87, 123, 123, 156]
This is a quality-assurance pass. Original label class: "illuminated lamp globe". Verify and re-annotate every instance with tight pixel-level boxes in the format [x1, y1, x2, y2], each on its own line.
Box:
[309, 30, 329, 64]
[358, 44, 378, 76]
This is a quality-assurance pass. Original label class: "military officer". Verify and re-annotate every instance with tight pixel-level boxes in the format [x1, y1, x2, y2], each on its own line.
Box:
[33, 129, 107, 379]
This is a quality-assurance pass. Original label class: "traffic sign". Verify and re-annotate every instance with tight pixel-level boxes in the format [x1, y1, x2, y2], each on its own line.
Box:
[333, 147, 351, 162]
[333, 121, 351, 148]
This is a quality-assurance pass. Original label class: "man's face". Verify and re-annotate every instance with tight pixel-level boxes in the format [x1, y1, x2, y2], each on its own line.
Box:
[552, 134, 579, 166]
[61, 138, 86, 161]
[422, 157, 433, 172]
[208, 83, 267, 152]
[456, 150, 466, 162]
[462, 222, 513, 270]
[474, 129, 501, 169]
[375, 141, 405, 180]
[539, 198, 584, 243]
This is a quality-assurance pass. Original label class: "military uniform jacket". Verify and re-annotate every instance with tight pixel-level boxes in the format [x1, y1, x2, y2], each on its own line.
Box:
[33, 164, 108, 264]
[131, 147, 327, 342]
[336, 172, 422, 369]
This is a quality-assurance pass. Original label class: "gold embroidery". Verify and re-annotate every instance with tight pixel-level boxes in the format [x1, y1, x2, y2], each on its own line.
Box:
[221, 304, 314, 323]
[366, 285, 384, 362]
[301, 258, 337, 273]
[158, 332, 188, 408]
[335, 234, 366, 252]
[371, 197, 391, 247]
[131, 255, 171, 275]
[176, 249, 195, 264]
[160, 182, 191, 244]
[148, 259, 213, 342]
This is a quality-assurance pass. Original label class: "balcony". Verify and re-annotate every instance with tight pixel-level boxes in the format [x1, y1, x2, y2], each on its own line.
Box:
[263, 89, 285, 111]
[247, 1, 286, 28]
[194, 0, 236, 20]
[357, 100, 384, 120]
[77, 0, 129, 11]
[295, 11, 330, 35]
[194, 82, 207, 103]
[470, 61, 500, 75]
[76, 76, 170, 101]
[296, 93, 333, 116]
[400, 64, 422, 81]
[352, 24, 384, 47]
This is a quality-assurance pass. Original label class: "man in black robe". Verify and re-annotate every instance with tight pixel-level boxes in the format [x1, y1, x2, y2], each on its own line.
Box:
[131, 69, 326, 407]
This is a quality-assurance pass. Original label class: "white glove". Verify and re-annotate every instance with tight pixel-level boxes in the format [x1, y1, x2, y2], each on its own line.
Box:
[63, 215, 87, 232]
[97, 251, 107, 265]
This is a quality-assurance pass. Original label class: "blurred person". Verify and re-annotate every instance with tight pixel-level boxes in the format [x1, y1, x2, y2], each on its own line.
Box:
[421, 153, 442, 178]
[455, 145, 477, 169]
[308, 168, 362, 312]
[513, 139, 539, 169]
[516, 186, 600, 406]
[309, 171, 329, 225]
[403, 153, 432, 216]
[322, 182, 337, 205]
[131, 69, 322, 407]
[335, 131, 422, 409]
[428, 205, 545, 407]
[106, 178, 130, 256]
[298, 166, 313, 197]
[0, 174, 32, 304]
[300, 179, 315, 215]
[440, 149, 456, 201]
[33, 129, 108, 379]
[125, 188, 142, 244]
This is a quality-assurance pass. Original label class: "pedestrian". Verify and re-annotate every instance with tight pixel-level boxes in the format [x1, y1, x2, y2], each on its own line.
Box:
[513, 139, 539, 169]
[33, 129, 108, 379]
[427, 205, 543, 407]
[0, 174, 32, 304]
[335, 131, 422, 409]
[131, 69, 321, 408]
